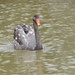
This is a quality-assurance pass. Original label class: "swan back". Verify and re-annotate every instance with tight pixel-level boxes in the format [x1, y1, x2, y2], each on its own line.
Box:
[13, 25, 36, 50]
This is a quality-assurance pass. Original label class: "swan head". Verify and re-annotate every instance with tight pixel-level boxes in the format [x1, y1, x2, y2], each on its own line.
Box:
[33, 15, 40, 26]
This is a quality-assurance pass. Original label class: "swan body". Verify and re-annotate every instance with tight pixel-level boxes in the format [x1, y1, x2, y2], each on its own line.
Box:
[13, 15, 43, 50]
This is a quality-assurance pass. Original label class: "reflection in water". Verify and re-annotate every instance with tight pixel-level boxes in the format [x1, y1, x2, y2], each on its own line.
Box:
[0, 0, 75, 74]
[0, 50, 44, 75]
[14, 50, 43, 75]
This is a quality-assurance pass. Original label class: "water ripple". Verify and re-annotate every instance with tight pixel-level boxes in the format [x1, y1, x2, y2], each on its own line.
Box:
[0, 0, 75, 75]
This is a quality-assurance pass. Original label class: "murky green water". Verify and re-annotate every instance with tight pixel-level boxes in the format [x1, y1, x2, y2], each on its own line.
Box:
[0, 0, 75, 75]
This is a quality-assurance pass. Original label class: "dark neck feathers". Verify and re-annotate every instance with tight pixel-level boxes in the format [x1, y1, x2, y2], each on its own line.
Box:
[33, 22, 43, 50]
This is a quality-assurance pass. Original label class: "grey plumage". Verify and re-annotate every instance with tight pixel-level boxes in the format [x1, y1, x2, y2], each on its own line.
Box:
[13, 25, 36, 50]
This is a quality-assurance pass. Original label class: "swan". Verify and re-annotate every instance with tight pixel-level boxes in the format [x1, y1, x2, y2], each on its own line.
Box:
[13, 15, 43, 50]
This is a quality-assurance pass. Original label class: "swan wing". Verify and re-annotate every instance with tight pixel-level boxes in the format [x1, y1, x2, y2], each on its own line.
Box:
[13, 25, 28, 49]
[27, 28, 36, 50]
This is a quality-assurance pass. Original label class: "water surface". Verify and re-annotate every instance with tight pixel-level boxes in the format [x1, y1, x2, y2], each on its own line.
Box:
[0, 0, 75, 75]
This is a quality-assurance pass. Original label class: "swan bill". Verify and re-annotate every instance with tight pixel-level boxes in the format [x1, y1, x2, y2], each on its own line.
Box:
[36, 18, 40, 26]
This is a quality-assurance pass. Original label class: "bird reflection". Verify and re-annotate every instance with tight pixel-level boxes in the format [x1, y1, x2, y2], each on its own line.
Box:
[14, 50, 43, 75]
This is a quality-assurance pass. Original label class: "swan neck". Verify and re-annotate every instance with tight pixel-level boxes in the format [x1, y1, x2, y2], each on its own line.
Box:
[33, 22, 42, 50]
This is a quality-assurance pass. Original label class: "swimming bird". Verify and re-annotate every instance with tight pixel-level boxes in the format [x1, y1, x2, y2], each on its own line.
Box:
[13, 15, 43, 50]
